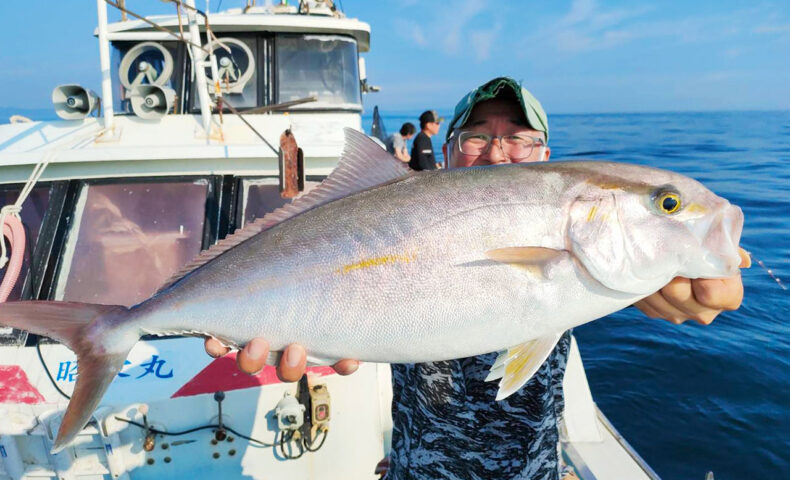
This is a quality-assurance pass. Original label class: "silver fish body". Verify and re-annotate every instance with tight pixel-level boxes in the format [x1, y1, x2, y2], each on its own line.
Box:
[136, 165, 638, 362]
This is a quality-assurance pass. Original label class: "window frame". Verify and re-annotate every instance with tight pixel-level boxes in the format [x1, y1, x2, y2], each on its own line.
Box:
[28, 175, 228, 345]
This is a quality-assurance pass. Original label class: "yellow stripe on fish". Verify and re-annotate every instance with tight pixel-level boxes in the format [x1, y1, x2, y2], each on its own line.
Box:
[587, 205, 598, 222]
[338, 253, 417, 274]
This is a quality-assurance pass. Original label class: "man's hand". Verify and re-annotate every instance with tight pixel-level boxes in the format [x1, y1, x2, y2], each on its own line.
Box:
[634, 248, 750, 325]
[204, 337, 360, 382]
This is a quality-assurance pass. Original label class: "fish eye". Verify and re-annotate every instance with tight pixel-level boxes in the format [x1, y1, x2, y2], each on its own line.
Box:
[655, 191, 681, 214]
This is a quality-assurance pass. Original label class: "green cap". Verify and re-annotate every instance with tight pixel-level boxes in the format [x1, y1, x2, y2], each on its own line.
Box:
[445, 77, 549, 143]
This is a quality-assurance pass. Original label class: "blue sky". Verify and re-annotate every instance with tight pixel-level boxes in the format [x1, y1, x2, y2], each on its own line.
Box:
[1, 0, 789, 114]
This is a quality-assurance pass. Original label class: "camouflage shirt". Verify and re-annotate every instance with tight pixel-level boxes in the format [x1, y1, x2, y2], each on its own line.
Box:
[389, 331, 572, 480]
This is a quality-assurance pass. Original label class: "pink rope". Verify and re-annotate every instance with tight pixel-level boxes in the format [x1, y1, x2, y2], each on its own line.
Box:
[0, 215, 25, 302]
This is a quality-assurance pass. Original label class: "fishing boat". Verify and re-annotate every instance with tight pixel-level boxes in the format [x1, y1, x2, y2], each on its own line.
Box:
[0, 1, 660, 478]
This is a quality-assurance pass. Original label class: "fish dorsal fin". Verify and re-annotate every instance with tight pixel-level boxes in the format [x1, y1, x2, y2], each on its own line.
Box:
[156, 128, 412, 293]
[485, 333, 563, 400]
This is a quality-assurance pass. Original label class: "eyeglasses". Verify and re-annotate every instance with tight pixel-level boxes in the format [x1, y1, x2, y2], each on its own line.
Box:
[454, 131, 545, 160]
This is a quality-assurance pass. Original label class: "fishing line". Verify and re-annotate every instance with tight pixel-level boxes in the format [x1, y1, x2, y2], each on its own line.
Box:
[744, 249, 787, 291]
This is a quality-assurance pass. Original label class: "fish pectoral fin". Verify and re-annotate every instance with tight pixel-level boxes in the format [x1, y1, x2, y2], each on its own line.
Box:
[485, 247, 568, 278]
[489, 333, 563, 401]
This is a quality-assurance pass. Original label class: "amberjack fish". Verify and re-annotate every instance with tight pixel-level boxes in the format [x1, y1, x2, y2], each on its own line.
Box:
[0, 129, 744, 452]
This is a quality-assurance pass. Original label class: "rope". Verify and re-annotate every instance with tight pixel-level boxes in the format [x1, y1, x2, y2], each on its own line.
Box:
[0, 161, 48, 270]
[0, 125, 104, 271]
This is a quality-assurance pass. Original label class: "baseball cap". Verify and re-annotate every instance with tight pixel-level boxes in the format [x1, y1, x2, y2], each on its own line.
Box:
[445, 77, 549, 143]
[419, 110, 444, 125]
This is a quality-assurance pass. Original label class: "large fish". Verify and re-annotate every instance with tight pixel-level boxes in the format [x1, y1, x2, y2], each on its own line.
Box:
[0, 129, 743, 452]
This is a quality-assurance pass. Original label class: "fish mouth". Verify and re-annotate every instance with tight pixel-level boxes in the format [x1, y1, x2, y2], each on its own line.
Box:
[700, 203, 744, 276]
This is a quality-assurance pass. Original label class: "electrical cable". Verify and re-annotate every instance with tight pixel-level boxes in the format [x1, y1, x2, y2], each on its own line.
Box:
[278, 429, 304, 460]
[302, 428, 328, 452]
[36, 339, 72, 400]
[113, 417, 276, 447]
[36, 349, 325, 455]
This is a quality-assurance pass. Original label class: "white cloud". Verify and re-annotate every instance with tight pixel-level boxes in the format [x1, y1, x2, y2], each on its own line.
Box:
[754, 23, 790, 34]
[393, 0, 493, 58]
[470, 25, 501, 63]
[438, 0, 487, 55]
[519, 1, 773, 55]
[394, 18, 427, 47]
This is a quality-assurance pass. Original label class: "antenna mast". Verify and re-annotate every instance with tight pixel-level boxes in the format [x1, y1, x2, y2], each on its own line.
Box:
[185, 0, 213, 139]
[96, 0, 115, 132]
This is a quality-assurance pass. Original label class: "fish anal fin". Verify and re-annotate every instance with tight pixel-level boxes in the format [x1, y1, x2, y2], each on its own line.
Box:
[156, 128, 412, 294]
[492, 333, 563, 401]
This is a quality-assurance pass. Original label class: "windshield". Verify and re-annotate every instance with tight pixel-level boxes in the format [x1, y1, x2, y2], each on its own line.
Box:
[276, 34, 361, 110]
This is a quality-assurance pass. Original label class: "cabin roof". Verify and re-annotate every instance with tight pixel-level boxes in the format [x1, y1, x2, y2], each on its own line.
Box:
[102, 11, 371, 52]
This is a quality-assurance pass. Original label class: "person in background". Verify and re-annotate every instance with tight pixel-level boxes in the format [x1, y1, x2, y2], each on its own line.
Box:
[205, 78, 748, 479]
[385, 122, 416, 163]
[408, 110, 443, 171]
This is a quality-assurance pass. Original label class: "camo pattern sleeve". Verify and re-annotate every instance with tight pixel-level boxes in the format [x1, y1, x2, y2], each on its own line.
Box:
[388, 331, 572, 480]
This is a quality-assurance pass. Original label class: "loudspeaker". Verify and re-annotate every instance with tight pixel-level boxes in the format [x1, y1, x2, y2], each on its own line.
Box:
[52, 84, 99, 120]
[130, 85, 176, 120]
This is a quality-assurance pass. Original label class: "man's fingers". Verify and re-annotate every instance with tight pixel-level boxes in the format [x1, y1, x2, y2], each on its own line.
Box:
[237, 337, 270, 375]
[659, 277, 720, 324]
[637, 291, 696, 324]
[332, 359, 360, 376]
[205, 337, 230, 358]
[691, 275, 744, 311]
[277, 344, 307, 382]
[633, 298, 663, 319]
[738, 247, 751, 268]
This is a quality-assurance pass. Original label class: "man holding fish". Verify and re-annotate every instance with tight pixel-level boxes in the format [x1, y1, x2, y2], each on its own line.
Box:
[0, 77, 746, 463]
[210, 77, 748, 479]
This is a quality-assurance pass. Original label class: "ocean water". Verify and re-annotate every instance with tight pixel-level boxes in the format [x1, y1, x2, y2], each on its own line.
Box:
[366, 110, 790, 480]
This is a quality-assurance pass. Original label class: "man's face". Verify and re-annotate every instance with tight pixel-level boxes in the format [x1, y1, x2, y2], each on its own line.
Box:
[446, 99, 550, 168]
[426, 121, 441, 136]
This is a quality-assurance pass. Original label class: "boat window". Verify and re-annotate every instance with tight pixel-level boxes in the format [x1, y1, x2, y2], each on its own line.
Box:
[54, 181, 208, 307]
[193, 36, 260, 111]
[0, 186, 50, 301]
[275, 34, 361, 110]
[240, 178, 321, 227]
[111, 41, 182, 115]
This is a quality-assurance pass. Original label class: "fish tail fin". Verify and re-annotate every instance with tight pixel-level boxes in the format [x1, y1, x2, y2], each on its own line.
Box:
[0, 301, 132, 453]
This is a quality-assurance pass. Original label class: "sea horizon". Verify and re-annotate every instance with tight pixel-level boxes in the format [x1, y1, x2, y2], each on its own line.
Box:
[3, 106, 790, 123]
